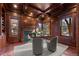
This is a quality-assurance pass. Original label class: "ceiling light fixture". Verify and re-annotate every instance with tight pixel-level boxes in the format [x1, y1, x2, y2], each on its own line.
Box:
[13, 4, 17, 8]
[25, 6, 27, 9]
[24, 20, 27, 23]
[13, 13, 17, 16]
[29, 12, 33, 16]
[60, 3, 64, 5]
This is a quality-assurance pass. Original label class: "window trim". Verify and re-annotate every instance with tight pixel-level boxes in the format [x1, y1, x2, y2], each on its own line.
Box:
[60, 16, 72, 36]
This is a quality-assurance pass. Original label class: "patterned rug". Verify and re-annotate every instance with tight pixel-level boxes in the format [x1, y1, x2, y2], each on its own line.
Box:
[14, 42, 68, 56]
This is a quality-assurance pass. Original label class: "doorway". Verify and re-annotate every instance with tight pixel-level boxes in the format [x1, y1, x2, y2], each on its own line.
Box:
[23, 31, 31, 43]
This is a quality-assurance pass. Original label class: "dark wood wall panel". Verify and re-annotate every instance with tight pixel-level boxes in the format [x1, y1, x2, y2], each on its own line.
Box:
[76, 4, 79, 55]
[51, 5, 77, 47]
[0, 4, 6, 49]
[5, 12, 21, 43]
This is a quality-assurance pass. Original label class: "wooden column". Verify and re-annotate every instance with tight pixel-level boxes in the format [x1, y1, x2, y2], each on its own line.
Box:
[0, 4, 6, 49]
[76, 4, 79, 55]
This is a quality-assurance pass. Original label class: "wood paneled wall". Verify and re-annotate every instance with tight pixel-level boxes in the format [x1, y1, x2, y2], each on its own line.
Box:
[4, 4, 78, 46]
[51, 4, 77, 47]
[0, 4, 6, 49]
[5, 12, 21, 43]
[76, 4, 79, 56]
[51, 4, 79, 55]
[1, 3, 79, 55]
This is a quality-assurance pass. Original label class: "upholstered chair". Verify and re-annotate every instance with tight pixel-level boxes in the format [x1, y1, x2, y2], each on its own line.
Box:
[47, 36, 58, 52]
[32, 37, 43, 56]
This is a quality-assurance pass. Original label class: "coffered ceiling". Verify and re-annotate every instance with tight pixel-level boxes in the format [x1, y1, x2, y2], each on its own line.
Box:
[2, 3, 76, 17]
[31, 3, 52, 10]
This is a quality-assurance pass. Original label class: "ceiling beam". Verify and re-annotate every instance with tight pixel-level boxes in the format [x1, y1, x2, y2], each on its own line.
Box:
[27, 4, 44, 12]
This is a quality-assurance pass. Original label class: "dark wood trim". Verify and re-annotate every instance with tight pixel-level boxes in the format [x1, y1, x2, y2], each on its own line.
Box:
[76, 4, 79, 56]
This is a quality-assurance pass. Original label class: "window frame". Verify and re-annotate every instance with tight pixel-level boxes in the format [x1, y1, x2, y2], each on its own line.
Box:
[9, 16, 19, 37]
[60, 16, 72, 36]
[35, 20, 51, 37]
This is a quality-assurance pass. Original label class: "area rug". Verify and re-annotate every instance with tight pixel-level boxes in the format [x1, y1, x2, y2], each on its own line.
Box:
[14, 42, 68, 56]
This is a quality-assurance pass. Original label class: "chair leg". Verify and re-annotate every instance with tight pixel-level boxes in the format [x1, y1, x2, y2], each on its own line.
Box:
[48, 48, 56, 52]
[33, 53, 42, 56]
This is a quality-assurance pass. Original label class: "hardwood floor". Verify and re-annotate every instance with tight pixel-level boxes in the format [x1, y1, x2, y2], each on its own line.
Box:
[61, 46, 77, 56]
[0, 42, 77, 56]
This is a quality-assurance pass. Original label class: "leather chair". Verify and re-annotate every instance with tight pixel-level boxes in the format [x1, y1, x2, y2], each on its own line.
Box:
[32, 37, 43, 56]
[47, 36, 58, 52]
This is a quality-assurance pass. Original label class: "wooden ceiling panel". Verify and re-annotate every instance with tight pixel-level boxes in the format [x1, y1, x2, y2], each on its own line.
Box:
[2, 3, 77, 17]
[31, 3, 52, 11]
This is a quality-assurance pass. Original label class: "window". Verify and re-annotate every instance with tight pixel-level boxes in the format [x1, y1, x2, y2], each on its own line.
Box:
[60, 17, 72, 36]
[33, 22, 50, 37]
[32, 15, 51, 37]
[36, 23, 42, 36]
[42, 22, 50, 36]
[9, 16, 19, 37]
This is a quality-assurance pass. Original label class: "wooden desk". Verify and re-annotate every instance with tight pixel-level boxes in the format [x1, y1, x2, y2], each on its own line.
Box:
[32, 36, 53, 40]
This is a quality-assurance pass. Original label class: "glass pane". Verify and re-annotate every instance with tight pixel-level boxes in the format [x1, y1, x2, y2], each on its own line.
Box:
[61, 17, 72, 36]
[9, 18, 19, 37]
[34, 22, 50, 37]
[62, 19, 67, 26]
[36, 23, 42, 37]
[43, 23, 50, 36]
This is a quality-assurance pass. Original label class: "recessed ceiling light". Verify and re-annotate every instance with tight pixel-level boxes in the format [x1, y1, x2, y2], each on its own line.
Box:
[13, 4, 17, 8]
[13, 13, 17, 16]
[24, 20, 27, 23]
[41, 14, 44, 17]
[29, 12, 33, 16]
[60, 3, 64, 4]
[25, 6, 27, 9]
